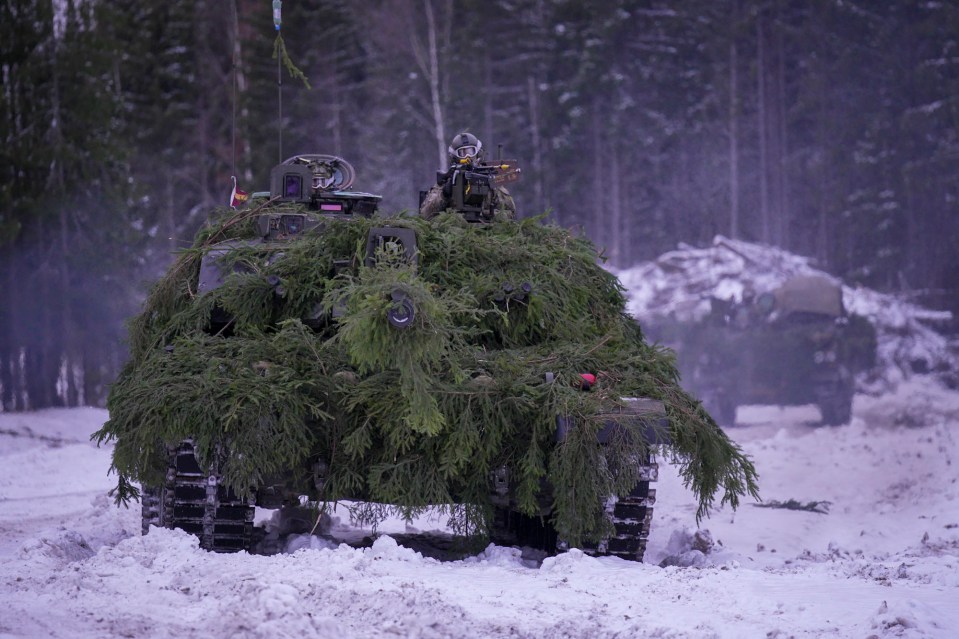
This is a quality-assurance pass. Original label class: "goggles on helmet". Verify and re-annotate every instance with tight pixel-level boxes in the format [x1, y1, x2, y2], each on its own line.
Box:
[453, 145, 478, 159]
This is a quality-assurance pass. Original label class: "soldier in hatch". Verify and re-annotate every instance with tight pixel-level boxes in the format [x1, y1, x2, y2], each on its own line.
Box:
[419, 132, 518, 222]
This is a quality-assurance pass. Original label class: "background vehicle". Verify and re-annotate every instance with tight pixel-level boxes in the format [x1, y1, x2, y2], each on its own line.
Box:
[648, 275, 876, 426]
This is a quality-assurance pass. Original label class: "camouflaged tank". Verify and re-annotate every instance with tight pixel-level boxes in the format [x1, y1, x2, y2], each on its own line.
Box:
[96, 154, 758, 561]
[650, 275, 877, 427]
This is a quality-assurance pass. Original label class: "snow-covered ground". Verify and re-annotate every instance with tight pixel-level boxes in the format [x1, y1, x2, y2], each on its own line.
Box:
[2, 378, 958, 638]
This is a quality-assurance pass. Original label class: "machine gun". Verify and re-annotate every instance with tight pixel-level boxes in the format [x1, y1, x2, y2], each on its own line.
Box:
[425, 148, 522, 223]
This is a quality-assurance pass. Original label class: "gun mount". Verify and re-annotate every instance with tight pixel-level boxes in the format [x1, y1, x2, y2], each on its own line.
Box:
[270, 154, 380, 217]
[421, 153, 521, 223]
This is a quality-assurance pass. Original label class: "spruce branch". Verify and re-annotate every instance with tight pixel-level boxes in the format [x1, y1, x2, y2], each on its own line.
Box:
[273, 34, 311, 89]
[101, 209, 761, 536]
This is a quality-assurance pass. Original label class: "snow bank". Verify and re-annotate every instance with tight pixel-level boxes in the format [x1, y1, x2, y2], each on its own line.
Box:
[1, 387, 958, 637]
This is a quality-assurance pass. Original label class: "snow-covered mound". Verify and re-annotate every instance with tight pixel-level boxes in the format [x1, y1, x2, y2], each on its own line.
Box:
[615, 236, 957, 388]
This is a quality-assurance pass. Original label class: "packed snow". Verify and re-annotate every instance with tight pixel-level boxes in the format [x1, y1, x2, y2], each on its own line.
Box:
[1, 379, 957, 638]
[2, 237, 958, 638]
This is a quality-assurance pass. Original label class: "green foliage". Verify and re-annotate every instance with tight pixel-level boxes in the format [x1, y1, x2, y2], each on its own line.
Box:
[273, 34, 311, 90]
[95, 209, 758, 544]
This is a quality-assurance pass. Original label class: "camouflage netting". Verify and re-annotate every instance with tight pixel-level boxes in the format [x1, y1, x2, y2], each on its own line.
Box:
[95, 206, 759, 544]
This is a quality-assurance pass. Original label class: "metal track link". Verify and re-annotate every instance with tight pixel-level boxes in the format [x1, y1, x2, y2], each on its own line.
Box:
[140, 486, 162, 535]
[141, 440, 255, 553]
[581, 457, 658, 561]
[490, 456, 658, 562]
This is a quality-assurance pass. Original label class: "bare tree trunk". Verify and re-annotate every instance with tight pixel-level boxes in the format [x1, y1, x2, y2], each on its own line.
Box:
[33, 236, 60, 409]
[591, 98, 605, 243]
[439, 0, 452, 113]
[423, 0, 446, 169]
[527, 75, 544, 214]
[776, 17, 789, 248]
[756, 10, 787, 248]
[196, 102, 211, 208]
[728, 0, 740, 239]
[1, 60, 18, 410]
[483, 49, 493, 148]
[164, 173, 177, 256]
[330, 35, 343, 157]
[609, 141, 622, 265]
[757, 14, 770, 243]
[82, 341, 100, 408]
[0, 250, 15, 411]
[49, 20, 77, 407]
[59, 207, 79, 406]
[25, 346, 40, 410]
[815, 79, 829, 267]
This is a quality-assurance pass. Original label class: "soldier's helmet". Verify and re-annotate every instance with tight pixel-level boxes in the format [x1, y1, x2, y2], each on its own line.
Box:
[448, 132, 483, 165]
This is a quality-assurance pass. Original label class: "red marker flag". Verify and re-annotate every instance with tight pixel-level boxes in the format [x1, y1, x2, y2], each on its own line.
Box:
[230, 176, 249, 209]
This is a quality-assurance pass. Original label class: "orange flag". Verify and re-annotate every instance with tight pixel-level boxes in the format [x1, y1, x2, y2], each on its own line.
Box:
[230, 176, 249, 208]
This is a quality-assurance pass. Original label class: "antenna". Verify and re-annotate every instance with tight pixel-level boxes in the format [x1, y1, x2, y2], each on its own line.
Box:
[273, 0, 283, 163]
[231, 1, 239, 179]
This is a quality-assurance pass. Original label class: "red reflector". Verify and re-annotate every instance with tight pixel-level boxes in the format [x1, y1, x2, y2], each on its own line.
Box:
[321, 203, 343, 211]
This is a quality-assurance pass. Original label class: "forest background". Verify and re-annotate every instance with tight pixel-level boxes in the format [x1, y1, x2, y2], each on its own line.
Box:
[2, 0, 958, 410]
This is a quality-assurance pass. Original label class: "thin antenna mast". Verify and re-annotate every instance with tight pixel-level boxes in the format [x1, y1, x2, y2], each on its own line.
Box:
[273, 0, 283, 163]
[231, 1, 239, 178]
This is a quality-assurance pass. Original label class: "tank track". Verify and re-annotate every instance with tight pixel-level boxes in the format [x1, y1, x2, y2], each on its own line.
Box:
[577, 457, 658, 560]
[140, 441, 256, 552]
[491, 455, 658, 562]
[140, 485, 167, 534]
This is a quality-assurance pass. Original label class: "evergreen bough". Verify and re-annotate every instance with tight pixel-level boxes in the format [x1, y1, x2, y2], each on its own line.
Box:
[95, 206, 759, 545]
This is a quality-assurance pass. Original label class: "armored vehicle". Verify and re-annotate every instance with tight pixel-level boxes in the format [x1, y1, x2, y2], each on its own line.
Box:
[96, 153, 757, 561]
[651, 275, 876, 427]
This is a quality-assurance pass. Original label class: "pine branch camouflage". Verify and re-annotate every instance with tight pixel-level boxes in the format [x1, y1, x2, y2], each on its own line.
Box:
[94, 206, 759, 546]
